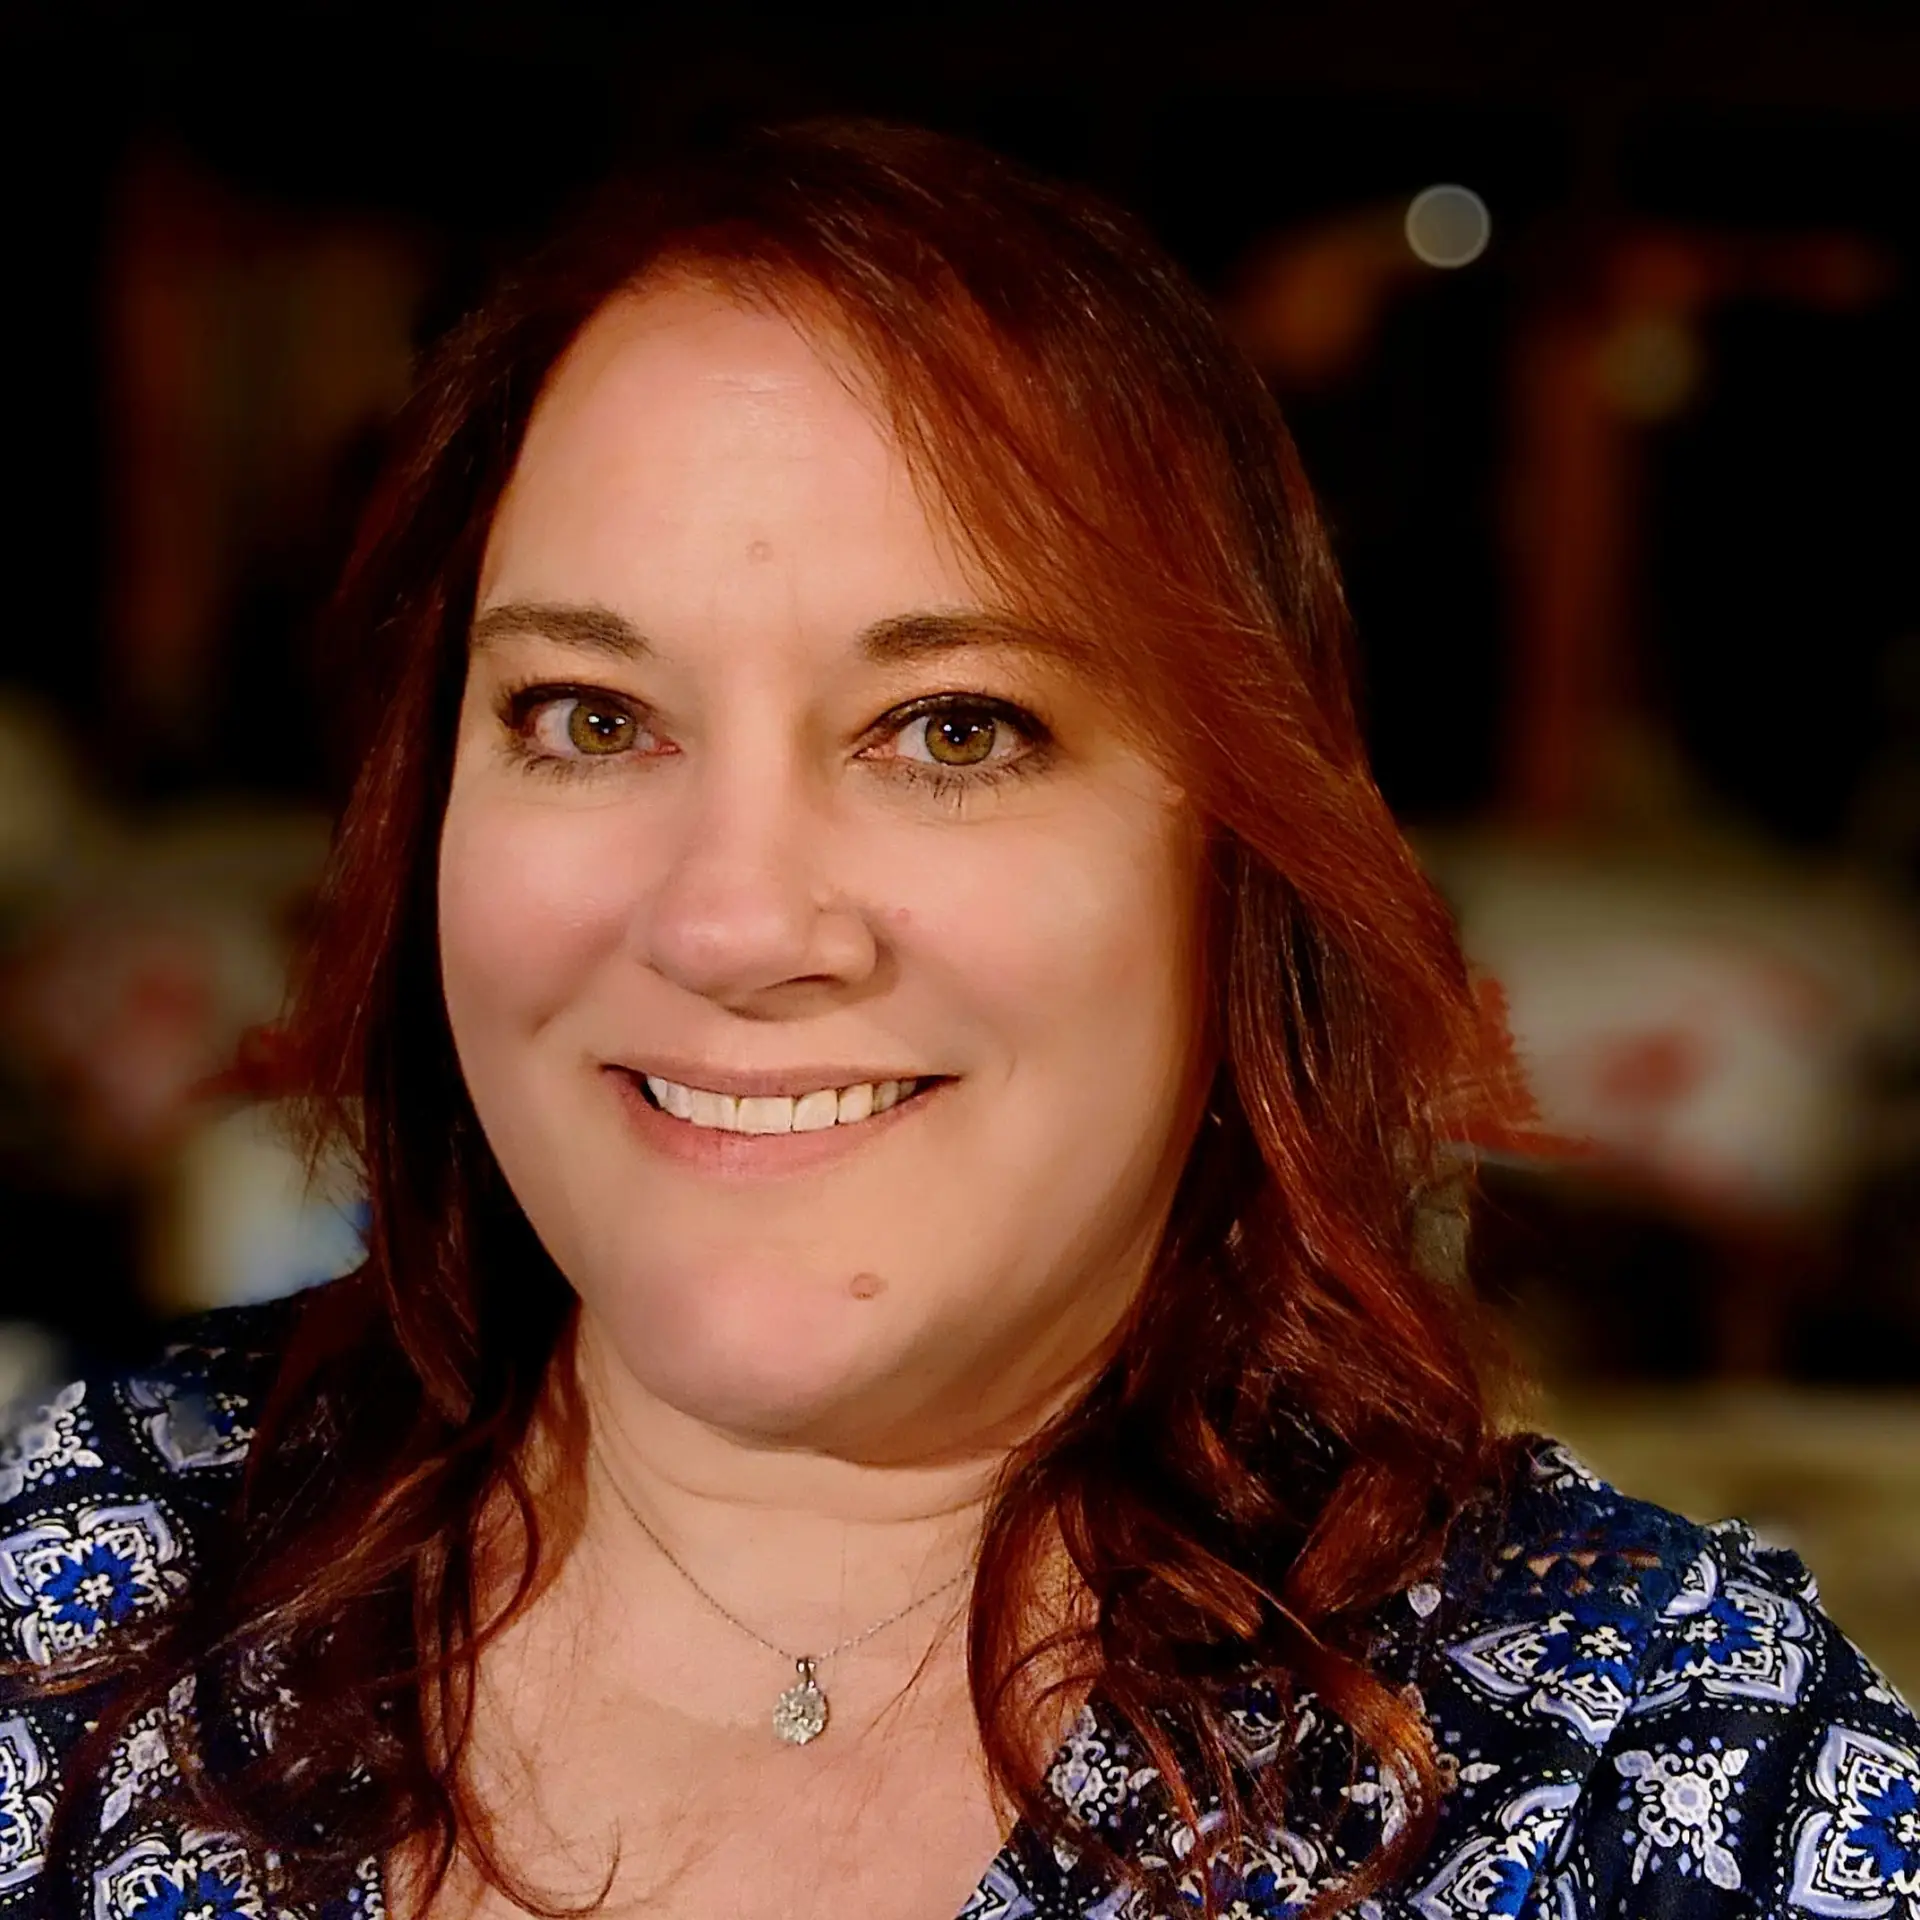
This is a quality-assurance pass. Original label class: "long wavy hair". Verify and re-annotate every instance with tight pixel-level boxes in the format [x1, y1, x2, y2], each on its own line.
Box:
[49, 118, 1532, 1915]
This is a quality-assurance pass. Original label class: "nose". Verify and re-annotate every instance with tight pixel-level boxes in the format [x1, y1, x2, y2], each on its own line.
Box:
[635, 748, 878, 1008]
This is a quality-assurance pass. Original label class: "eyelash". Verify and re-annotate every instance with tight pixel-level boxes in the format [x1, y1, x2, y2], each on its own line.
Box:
[492, 680, 1055, 810]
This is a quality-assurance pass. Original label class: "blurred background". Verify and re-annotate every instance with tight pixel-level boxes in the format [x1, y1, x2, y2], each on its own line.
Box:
[1, 5, 1917, 1685]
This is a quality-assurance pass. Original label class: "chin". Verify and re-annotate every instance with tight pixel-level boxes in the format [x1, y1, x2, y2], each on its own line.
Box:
[598, 1264, 896, 1438]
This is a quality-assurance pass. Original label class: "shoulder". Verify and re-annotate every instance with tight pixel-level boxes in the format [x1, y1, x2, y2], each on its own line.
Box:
[1035, 1440, 1917, 1920]
[1395, 1436, 1920, 1920]
[0, 1294, 361, 1919]
[0, 1302, 299, 1912]
[0, 1298, 296, 1668]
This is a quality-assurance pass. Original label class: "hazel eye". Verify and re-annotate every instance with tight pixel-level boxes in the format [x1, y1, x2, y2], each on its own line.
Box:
[908, 708, 1002, 768]
[536, 696, 641, 757]
[864, 694, 1052, 804]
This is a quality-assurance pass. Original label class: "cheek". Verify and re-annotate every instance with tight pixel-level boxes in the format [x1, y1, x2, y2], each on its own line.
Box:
[437, 787, 639, 1038]
[898, 822, 1199, 1062]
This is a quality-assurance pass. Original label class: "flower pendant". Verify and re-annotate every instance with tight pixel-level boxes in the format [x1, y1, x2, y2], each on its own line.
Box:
[773, 1657, 829, 1745]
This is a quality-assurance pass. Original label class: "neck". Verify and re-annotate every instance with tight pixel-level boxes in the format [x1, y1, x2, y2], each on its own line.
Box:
[563, 1311, 1057, 1699]
[472, 1310, 1095, 1769]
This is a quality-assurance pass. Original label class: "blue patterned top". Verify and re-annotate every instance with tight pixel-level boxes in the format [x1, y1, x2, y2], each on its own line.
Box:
[0, 1304, 1914, 1920]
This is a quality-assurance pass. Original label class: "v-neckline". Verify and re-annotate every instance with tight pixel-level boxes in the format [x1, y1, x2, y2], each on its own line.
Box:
[361, 1693, 1133, 1920]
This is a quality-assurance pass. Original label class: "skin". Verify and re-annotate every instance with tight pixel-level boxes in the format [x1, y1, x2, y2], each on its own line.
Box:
[425, 281, 1211, 1918]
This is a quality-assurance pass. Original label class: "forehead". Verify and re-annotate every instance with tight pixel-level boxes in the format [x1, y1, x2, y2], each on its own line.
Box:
[536, 282, 870, 462]
[474, 283, 1172, 762]
[473, 283, 1197, 808]
[480, 284, 977, 614]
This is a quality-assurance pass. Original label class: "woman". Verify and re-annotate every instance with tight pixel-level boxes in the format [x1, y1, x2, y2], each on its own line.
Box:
[2, 119, 1914, 1920]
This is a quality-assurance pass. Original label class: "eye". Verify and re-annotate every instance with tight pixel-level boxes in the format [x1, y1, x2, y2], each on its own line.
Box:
[886, 700, 1033, 770]
[550, 697, 638, 756]
[909, 708, 1000, 767]
[863, 695, 1054, 807]
[506, 686, 651, 761]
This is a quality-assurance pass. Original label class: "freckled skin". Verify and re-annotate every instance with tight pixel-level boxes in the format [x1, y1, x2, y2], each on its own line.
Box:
[437, 283, 1211, 1465]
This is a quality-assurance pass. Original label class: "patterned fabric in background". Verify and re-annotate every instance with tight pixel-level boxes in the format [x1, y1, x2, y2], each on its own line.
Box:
[0, 1299, 1913, 1919]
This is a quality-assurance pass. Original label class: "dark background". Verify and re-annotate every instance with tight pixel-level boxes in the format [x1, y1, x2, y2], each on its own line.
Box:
[5, 3, 1918, 827]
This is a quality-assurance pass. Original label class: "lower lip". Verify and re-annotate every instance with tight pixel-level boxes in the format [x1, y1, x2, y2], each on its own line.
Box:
[607, 1071, 950, 1179]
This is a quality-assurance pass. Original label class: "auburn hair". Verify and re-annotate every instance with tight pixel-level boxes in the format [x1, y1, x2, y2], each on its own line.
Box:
[46, 118, 1531, 1915]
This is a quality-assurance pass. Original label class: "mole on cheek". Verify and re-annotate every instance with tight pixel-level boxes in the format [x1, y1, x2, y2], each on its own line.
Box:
[746, 537, 774, 563]
[848, 1272, 886, 1301]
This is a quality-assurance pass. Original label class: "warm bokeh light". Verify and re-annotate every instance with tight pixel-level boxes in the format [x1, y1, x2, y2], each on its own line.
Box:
[1404, 183, 1492, 268]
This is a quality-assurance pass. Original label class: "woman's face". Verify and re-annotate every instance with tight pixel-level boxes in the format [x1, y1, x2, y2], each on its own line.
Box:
[440, 283, 1210, 1460]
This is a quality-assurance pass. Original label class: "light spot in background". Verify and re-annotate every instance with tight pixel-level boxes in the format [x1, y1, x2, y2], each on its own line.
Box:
[1596, 314, 1705, 421]
[1405, 185, 1492, 269]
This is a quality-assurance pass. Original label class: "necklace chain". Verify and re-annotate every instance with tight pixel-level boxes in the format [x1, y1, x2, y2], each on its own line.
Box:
[600, 1458, 973, 1666]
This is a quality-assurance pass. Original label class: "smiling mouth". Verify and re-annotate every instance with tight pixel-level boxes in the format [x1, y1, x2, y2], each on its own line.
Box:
[623, 1070, 951, 1135]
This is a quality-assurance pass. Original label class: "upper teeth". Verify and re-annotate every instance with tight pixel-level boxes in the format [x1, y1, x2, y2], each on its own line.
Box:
[641, 1075, 920, 1134]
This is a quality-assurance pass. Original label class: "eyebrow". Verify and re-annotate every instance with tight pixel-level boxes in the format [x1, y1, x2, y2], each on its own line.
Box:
[471, 602, 648, 659]
[469, 600, 1068, 667]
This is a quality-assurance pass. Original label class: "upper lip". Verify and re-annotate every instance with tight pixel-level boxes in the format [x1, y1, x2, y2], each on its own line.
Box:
[608, 1059, 949, 1100]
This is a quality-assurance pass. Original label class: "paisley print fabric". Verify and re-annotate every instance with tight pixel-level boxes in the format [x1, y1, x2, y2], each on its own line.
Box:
[0, 1308, 1912, 1919]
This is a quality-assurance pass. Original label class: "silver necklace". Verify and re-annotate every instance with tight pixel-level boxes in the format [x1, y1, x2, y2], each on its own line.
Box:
[601, 1461, 972, 1746]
